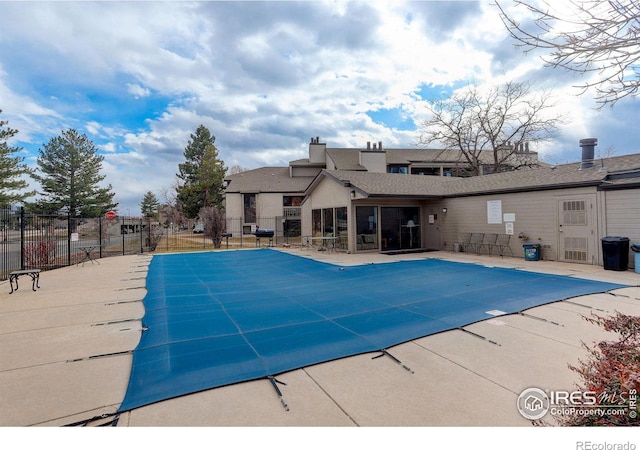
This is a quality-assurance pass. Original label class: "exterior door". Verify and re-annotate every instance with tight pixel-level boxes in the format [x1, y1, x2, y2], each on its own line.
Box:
[557, 196, 596, 264]
[380, 207, 420, 251]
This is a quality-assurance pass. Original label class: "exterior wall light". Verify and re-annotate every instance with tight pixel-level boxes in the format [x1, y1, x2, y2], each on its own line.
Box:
[442, 208, 448, 214]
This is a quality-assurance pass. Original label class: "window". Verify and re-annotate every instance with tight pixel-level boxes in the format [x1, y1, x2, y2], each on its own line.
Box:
[336, 207, 347, 249]
[388, 165, 408, 174]
[411, 167, 441, 176]
[244, 194, 256, 223]
[313, 207, 348, 246]
[381, 207, 420, 251]
[323, 208, 334, 235]
[283, 196, 303, 207]
[312, 209, 322, 237]
[356, 206, 378, 251]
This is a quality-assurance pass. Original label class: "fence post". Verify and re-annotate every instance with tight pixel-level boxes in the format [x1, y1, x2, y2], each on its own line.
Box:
[99, 216, 103, 258]
[140, 218, 143, 254]
[67, 212, 72, 267]
[20, 207, 25, 270]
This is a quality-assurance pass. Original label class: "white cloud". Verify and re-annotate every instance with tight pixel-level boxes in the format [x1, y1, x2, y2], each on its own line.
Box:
[127, 84, 151, 99]
[0, 1, 638, 215]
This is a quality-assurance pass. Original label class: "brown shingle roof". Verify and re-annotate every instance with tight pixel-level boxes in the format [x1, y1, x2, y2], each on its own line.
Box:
[318, 153, 640, 198]
[225, 167, 313, 193]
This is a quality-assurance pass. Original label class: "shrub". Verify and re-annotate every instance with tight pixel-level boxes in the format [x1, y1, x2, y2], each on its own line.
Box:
[24, 240, 57, 267]
[559, 312, 640, 426]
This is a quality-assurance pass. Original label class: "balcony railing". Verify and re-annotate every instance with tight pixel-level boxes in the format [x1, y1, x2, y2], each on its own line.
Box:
[284, 207, 301, 219]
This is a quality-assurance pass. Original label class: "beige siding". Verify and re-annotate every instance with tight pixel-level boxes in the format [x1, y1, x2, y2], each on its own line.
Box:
[307, 178, 350, 209]
[291, 166, 322, 177]
[604, 189, 640, 269]
[441, 187, 597, 261]
[224, 193, 243, 218]
[256, 193, 284, 219]
[359, 151, 386, 173]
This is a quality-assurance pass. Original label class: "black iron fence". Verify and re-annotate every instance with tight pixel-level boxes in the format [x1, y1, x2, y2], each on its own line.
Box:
[153, 216, 303, 253]
[0, 208, 302, 281]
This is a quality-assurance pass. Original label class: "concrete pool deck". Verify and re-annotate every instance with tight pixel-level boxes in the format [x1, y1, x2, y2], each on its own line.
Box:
[1, 247, 639, 427]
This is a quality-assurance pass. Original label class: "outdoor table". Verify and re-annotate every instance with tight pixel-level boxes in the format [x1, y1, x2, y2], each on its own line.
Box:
[303, 236, 338, 252]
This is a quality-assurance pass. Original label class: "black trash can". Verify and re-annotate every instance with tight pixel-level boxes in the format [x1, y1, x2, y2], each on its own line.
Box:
[601, 236, 629, 271]
[523, 243, 541, 261]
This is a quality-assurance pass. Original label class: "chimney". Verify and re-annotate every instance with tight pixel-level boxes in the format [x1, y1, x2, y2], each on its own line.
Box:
[309, 136, 326, 163]
[378, 141, 383, 151]
[579, 138, 597, 170]
[367, 141, 371, 150]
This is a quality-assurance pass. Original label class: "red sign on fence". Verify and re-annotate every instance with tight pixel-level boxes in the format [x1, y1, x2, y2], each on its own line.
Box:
[105, 211, 117, 221]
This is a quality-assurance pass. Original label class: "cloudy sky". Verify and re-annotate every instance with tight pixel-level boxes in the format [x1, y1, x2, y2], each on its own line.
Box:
[2, 0, 639, 215]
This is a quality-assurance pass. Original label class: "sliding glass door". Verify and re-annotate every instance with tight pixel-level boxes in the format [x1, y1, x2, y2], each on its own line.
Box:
[380, 207, 420, 251]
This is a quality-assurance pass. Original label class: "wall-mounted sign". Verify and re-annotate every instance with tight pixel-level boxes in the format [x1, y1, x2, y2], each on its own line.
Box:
[505, 223, 514, 235]
[487, 200, 502, 224]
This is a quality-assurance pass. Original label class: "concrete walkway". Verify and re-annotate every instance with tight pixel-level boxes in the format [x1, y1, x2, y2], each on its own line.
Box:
[1, 248, 638, 427]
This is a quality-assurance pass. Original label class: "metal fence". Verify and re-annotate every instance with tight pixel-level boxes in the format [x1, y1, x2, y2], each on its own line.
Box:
[0, 209, 301, 281]
[154, 216, 303, 253]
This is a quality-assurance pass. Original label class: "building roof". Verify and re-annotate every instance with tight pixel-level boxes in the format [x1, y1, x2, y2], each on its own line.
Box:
[224, 167, 314, 193]
[312, 153, 640, 198]
[322, 147, 542, 171]
[383, 148, 513, 165]
[325, 148, 366, 171]
[317, 170, 456, 198]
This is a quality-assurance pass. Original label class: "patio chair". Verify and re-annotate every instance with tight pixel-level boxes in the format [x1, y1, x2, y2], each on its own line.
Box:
[477, 233, 497, 255]
[455, 232, 472, 252]
[468, 233, 485, 254]
[491, 234, 513, 257]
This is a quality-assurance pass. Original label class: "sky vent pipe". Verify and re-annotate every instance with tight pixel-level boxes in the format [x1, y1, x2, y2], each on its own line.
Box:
[579, 138, 597, 170]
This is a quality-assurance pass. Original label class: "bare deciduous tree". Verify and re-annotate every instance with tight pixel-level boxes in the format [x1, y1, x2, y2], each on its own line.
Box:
[419, 81, 563, 175]
[159, 182, 186, 230]
[198, 206, 226, 248]
[227, 164, 248, 175]
[496, 0, 640, 106]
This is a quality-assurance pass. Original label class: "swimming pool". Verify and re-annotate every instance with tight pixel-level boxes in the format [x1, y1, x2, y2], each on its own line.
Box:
[118, 249, 626, 412]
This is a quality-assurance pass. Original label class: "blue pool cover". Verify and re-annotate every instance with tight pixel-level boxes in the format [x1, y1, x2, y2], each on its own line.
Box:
[118, 249, 626, 412]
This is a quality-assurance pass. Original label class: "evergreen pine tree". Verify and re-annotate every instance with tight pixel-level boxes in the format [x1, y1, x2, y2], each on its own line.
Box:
[33, 129, 118, 216]
[140, 191, 160, 219]
[0, 110, 35, 207]
[176, 125, 226, 218]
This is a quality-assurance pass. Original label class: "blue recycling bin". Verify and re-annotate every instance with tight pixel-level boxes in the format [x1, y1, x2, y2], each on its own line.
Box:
[523, 243, 541, 261]
[631, 243, 640, 274]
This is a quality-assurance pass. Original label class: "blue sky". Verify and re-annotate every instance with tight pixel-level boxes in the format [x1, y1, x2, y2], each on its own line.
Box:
[2, 1, 639, 215]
